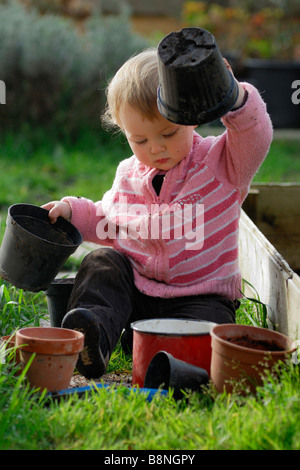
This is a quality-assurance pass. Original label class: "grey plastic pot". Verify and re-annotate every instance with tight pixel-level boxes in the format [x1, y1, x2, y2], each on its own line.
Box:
[45, 277, 75, 327]
[157, 27, 239, 125]
[0, 204, 82, 292]
[144, 350, 209, 399]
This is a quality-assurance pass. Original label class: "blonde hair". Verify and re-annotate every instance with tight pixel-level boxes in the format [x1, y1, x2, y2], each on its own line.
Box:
[102, 48, 159, 131]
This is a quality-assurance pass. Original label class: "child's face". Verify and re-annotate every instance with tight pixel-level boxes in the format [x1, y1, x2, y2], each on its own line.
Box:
[119, 104, 196, 171]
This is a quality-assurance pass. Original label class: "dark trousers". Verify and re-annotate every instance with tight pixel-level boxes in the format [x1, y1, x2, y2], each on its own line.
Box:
[67, 247, 237, 355]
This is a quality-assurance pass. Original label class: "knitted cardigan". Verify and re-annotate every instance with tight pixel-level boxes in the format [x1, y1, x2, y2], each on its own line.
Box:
[64, 83, 273, 300]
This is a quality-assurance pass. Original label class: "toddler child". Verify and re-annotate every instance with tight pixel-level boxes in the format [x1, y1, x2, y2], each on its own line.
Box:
[42, 48, 273, 379]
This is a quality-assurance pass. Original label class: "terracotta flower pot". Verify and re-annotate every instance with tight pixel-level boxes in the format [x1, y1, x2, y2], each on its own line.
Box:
[16, 327, 84, 392]
[210, 323, 296, 394]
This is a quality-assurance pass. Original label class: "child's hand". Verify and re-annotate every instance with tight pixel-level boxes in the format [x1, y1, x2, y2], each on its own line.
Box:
[41, 201, 72, 224]
[223, 58, 246, 110]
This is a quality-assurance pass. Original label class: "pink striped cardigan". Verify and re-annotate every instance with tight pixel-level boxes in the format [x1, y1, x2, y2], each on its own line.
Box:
[64, 83, 273, 300]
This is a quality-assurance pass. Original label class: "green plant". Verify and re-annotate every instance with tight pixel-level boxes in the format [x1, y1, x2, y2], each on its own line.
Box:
[0, 1, 148, 133]
[238, 279, 269, 328]
[0, 280, 47, 336]
[106, 339, 132, 375]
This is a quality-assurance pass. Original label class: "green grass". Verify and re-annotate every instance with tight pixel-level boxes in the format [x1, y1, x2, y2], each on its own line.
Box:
[253, 138, 300, 183]
[0, 281, 48, 336]
[0, 340, 299, 450]
[0, 128, 130, 211]
[0, 278, 299, 451]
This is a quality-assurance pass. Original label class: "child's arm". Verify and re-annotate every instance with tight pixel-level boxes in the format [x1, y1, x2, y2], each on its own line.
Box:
[202, 68, 273, 199]
[222, 82, 273, 192]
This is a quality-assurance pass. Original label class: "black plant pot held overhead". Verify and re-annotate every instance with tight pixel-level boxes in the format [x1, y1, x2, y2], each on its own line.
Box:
[0, 204, 82, 292]
[157, 27, 239, 125]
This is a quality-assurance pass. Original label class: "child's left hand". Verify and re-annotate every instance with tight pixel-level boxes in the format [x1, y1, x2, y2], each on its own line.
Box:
[223, 58, 246, 110]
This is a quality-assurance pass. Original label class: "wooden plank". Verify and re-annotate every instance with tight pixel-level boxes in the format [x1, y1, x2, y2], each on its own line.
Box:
[242, 183, 300, 273]
[239, 209, 300, 341]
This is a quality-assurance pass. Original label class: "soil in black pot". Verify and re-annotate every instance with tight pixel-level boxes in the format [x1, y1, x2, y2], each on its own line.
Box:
[14, 215, 74, 245]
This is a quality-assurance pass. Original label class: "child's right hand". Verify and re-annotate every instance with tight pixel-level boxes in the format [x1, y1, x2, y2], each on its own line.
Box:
[41, 200, 72, 224]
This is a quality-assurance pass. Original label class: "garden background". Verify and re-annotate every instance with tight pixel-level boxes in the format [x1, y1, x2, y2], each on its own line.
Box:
[0, 0, 299, 451]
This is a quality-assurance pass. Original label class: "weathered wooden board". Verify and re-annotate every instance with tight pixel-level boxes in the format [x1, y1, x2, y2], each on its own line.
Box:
[243, 183, 300, 274]
[239, 209, 300, 341]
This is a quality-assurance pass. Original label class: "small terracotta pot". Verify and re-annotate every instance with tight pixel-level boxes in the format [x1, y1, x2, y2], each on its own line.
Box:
[210, 324, 296, 394]
[16, 327, 84, 392]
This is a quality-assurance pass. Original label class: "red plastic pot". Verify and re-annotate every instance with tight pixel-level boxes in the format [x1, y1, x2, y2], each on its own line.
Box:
[131, 319, 216, 387]
[16, 327, 84, 392]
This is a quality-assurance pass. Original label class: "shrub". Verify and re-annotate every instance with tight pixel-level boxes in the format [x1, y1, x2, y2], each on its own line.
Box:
[183, 1, 300, 60]
[0, 2, 149, 134]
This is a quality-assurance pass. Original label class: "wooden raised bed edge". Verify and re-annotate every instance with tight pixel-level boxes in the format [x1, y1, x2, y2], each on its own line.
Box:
[239, 209, 300, 342]
[243, 183, 300, 274]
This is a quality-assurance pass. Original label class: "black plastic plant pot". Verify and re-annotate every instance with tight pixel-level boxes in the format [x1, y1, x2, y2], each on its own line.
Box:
[144, 351, 209, 399]
[157, 27, 239, 125]
[0, 204, 82, 292]
[45, 278, 75, 327]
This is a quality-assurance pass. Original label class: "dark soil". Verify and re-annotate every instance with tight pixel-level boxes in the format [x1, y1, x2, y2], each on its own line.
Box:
[15, 215, 73, 245]
[227, 335, 284, 351]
